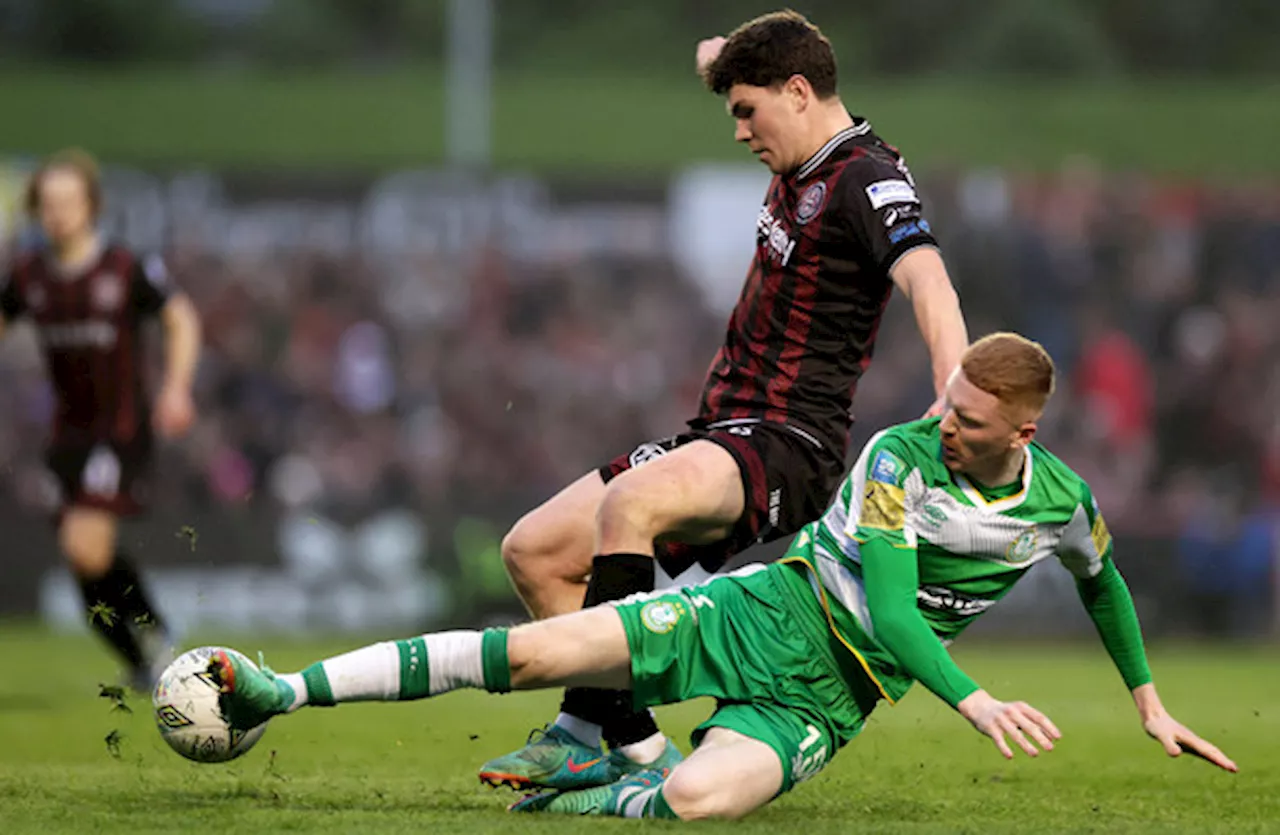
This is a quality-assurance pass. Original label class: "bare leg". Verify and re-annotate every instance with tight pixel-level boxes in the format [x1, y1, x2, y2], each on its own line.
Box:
[660, 727, 784, 820]
[595, 440, 744, 555]
[502, 471, 607, 618]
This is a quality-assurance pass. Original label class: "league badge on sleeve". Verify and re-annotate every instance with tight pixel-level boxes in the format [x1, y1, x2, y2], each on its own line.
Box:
[870, 449, 905, 486]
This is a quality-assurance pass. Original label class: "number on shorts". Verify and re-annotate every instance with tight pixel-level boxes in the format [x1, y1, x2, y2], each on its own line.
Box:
[791, 724, 829, 785]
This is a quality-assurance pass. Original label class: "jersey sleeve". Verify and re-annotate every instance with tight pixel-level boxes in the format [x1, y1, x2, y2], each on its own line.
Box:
[130, 252, 173, 317]
[833, 153, 939, 274]
[846, 432, 980, 707]
[847, 433, 917, 549]
[1056, 482, 1114, 579]
[1, 265, 25, 322]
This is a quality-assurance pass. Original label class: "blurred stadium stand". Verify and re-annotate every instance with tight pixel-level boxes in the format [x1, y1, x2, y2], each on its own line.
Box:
[0, 0, 1275, 638]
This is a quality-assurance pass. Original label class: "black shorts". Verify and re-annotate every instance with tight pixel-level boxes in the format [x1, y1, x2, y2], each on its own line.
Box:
[599, 418, 845, 580]
[45, 438, 154, 519]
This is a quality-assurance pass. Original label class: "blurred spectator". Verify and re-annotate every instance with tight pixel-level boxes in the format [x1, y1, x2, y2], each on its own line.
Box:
[1, 163, 1278, 630]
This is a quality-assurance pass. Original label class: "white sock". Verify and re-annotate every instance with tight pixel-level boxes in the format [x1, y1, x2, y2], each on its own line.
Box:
[288, 631, 494, 709]
[316, 640, 402, 702]
[554, 712, 603, 748]
[277, 672, 307, 712]
[617, 731, 668, 765]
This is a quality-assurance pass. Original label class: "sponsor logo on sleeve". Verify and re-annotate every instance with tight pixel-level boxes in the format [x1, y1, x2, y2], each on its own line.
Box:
[865, 179, 919, 210]
[860, 481, 906, 530]
[888, 219, 932, 245]
[1090, 512, 1112, 556]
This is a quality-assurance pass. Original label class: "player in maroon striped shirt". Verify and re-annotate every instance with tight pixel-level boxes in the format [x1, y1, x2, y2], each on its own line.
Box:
[1, 150, 202, 690]
[480, 11, 970, 793]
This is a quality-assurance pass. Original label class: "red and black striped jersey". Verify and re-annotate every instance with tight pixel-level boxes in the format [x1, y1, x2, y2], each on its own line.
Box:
[1, 242, 172, 446]
[696, 118, 939, 456]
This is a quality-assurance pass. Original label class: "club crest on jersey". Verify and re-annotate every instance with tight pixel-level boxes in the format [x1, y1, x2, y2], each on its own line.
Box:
[640, 600, 686, 634]
[1006, 526, 1039, 564]
[796, 181, 827, 225]
[92, 273, 124, 312]
[25, 282, 46, 312]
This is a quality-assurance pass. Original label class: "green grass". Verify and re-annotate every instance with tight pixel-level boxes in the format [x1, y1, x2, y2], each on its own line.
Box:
[0, 625, 1275, 833]
[0, 69, 1278, 175]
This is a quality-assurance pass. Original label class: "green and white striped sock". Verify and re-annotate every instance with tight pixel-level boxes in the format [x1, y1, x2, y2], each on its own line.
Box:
[279, 628, 510, 711]
[615, 783, 679, 819]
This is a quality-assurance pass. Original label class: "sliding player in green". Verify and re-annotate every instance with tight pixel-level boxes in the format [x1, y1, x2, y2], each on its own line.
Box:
[209, 332, 1235, 820]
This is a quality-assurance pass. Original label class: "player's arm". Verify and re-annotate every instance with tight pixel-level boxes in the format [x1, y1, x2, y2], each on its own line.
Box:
[889, 248, 967, 407]
[0, 266, 25, 339]
[836, 160, 967, 412]
[132, 254, 201, 438]
[852, 442, 1058, 759]
[160, 293, 200, 397]
[1061, 491, 1238, 772]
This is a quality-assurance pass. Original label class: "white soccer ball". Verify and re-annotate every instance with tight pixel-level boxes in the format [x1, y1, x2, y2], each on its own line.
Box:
[152, 646, 267, 763]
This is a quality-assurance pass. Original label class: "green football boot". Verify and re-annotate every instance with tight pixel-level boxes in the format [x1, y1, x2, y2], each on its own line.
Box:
[508, 767, 670, 816]
[480, 724, 684, 791]
[206, 649, 293, 731]
[479, 724, 618, 790]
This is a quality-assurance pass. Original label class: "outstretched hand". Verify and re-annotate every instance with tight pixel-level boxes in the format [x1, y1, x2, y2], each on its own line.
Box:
[1143, 712, 1238, 773]
[959, 690, 1062, 760]
[696, 36, 726, 75]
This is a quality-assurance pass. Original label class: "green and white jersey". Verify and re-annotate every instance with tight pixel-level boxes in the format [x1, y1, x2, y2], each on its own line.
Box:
[783, 417, 1114, 702]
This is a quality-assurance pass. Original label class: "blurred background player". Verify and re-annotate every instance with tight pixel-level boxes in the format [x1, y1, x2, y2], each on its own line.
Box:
[0, 149, 201, 690]
[481, 10, 968, 790]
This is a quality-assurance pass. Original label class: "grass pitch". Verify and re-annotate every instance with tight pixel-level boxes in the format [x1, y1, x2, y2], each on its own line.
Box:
[0, 624, 1275, 834]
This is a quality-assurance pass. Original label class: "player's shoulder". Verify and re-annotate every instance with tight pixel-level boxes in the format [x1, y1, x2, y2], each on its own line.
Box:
[105, 242, 171, 289]
[864, 418, 946, 483]
[829, 132, 920, 208]
[6, 243, 46, 273]
[1028, 441, 1093, 508]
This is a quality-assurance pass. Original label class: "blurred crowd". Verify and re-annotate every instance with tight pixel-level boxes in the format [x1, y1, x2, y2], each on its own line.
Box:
[1, 165, 1277, 631]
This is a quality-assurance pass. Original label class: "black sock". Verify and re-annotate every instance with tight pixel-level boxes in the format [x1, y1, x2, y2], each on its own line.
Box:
[109, 551, 166, 633]
[78, 556, 146, 669]
[559, 553, 661, 747]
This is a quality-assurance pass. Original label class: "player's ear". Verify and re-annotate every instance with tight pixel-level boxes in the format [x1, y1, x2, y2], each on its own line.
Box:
[783, 74, 811, 110]
[1014, 421, 1037, 448]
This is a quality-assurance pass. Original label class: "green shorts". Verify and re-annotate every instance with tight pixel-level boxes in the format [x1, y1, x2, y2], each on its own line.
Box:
[614, 562, 881, 794]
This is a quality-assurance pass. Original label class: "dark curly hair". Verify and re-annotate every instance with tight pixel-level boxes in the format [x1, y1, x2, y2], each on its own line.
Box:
[702, 10, 838, 99]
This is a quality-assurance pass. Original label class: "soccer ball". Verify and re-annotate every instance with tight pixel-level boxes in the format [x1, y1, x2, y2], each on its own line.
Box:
[152, 646, 267, 763]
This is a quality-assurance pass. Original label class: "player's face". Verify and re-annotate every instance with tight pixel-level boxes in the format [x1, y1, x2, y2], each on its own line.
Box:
[937, 371, 1033, 476]
[726, 83, 805, 175]
[37, 167, 95, 245]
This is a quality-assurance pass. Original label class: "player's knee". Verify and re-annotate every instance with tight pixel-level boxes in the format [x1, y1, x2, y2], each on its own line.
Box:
[597, 475, 663, 539]
[59, 517, 115, 578]
[660, 766, 743, 821]
[502, 518, 567, 587]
